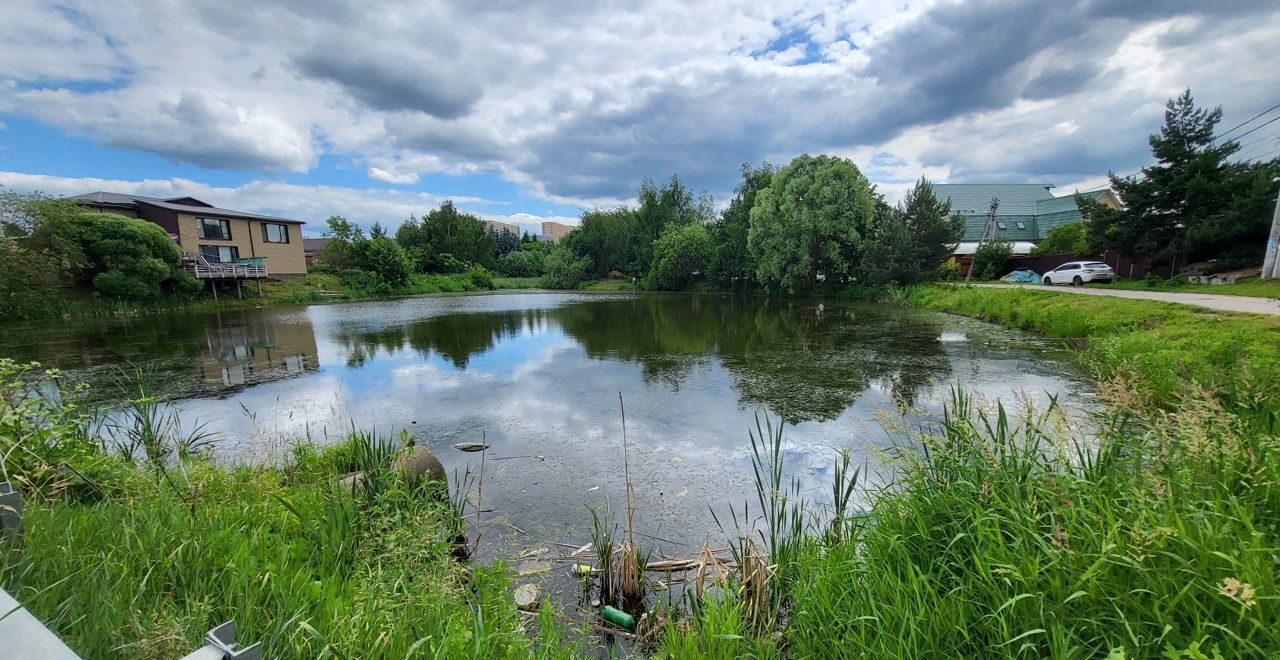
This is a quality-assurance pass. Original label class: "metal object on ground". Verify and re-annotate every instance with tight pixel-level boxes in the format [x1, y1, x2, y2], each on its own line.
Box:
[0, 587, 80, 659]
[179, 621, 262, 660]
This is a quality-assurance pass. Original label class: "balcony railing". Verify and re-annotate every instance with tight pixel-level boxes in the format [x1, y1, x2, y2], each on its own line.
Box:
[183, 252, 268, 279]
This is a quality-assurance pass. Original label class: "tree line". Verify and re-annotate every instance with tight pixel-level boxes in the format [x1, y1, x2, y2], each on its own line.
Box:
[555, 159, 966, 293]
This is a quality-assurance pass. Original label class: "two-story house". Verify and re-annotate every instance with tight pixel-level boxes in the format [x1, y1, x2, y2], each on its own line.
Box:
[69, 192, 308, 277]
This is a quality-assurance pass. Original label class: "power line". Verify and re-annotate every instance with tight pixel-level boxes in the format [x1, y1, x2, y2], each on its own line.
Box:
[1223, 114, 1280, 144]
[1241, 146, 1280, 164]
[1214, 101, 1280, 141]
[1233, 129, 1280, 154]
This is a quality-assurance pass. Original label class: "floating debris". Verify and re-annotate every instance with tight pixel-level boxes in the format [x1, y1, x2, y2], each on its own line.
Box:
[454, 442, 491, 452]
[601, 605, 635, 630]
[516, 561, 551, 576]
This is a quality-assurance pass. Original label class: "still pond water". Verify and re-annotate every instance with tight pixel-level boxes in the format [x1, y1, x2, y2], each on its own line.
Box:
[1, 292, 1092, 565]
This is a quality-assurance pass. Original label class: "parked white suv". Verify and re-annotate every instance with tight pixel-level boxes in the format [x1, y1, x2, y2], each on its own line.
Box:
[1042, 261, 1115, 286]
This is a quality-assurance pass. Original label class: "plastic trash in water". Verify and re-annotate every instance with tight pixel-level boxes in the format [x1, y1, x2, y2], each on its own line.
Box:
[601, 605, 635, 630]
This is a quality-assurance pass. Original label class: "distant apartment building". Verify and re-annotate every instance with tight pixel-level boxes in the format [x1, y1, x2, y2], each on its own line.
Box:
[541, 221, 573, 242]
[69, 192, 308, 276]
[482, 219, 522, 238]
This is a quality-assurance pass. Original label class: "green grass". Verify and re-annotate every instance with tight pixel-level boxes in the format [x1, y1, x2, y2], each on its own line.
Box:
[1089, 277, 1280, 299]
[1, 430, 574, 659]
[29, 270, 502, 322]
[494, 277, 542, 290]
[651, 285, 1279, 657]
[909, 284, 1280, 421]
[579, 278, 635, 291]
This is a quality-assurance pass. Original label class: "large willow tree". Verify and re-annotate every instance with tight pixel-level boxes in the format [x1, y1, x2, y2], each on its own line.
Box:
[747, 154, 880, 293]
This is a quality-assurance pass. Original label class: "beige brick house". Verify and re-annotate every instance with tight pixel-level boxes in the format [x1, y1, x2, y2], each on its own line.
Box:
[69, 192, 308, 277]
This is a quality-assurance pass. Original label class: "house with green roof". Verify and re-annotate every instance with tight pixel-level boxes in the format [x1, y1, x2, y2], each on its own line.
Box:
[928, 183, 1120, 252]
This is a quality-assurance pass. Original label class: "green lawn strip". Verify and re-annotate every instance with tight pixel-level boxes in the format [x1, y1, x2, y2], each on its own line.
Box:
[1088, 278, 1280, 300]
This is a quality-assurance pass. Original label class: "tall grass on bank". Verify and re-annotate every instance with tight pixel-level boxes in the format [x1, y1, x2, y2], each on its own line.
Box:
[0, 364, 571, 659]
[664, 386, 1278, 657]
[909, 284, 1280, 429]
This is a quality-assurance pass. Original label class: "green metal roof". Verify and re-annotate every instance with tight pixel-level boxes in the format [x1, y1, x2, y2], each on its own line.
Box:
[930, 183, 1056, 216]
[1033, 189, 1105, 215]
[929, 183, 1103, 242]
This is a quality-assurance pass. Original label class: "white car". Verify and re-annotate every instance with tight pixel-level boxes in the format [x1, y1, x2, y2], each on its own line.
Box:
[1042, 261, 1115, 286]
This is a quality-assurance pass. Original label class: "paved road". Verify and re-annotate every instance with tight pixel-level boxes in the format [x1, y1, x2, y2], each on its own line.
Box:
[971, 284, 1280, 316]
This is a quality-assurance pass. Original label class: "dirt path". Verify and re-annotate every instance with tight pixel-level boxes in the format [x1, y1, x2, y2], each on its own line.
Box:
[971, 284, 1280, 316]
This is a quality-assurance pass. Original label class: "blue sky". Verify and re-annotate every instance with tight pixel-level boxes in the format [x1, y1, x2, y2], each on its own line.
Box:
[3, 0, 1279, 236]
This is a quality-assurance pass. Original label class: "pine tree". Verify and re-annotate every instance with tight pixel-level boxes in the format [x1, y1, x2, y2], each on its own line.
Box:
[1087, 90, 1279, 269]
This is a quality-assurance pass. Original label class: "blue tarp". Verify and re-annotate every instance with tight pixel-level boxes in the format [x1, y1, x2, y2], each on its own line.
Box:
[1000, 269, 1042, 284]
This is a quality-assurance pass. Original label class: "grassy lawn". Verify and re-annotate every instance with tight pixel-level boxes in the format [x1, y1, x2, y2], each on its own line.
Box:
[1087, 277, 1280, 299]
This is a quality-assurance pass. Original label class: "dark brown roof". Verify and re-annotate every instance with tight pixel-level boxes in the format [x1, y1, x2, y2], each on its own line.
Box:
[303, 238, 330, 253]
[68, 191, 305, 225]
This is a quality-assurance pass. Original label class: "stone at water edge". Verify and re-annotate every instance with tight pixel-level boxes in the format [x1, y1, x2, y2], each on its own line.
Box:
[395, 445, 446, 484]
[453, 442, 491, 453]
[514, 584, 540, 610]
[338, 471, 366, 496]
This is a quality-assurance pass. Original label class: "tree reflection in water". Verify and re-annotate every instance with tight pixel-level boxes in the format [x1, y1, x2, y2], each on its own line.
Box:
[331, 295, 953, 423]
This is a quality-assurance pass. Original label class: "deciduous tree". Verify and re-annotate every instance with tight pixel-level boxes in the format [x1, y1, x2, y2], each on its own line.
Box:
[710, 162, 774, 289]
[645, 223, 713, 290]
[747, 154, 879, 293]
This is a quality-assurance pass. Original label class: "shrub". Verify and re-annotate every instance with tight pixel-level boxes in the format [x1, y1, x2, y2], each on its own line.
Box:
[465, 266, 495, 290]
[0, 242, 62, 320]
[935, 261, 961, 281]
[1030, 222, 1087, 256]
[171, 270, 204, 298]
[644, 223, 713, 290]
[495, 250, 545, 277]
[540, 246, 592, 289]
[351, 237, 412, 289]
[421, 252, 467, 274]
[971, 239, 1013, 280]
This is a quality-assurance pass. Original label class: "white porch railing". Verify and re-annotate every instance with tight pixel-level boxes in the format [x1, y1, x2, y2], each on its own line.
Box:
[183, 252, 268, 279]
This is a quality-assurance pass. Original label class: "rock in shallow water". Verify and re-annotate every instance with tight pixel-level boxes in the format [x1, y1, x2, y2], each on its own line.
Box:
[514, 584, 539, 610]
[453, 442, 491, 452]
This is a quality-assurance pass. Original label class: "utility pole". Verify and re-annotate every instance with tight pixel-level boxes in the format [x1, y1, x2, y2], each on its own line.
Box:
[965, 197, 1000, 282]
[1264, 183, 1280, 279]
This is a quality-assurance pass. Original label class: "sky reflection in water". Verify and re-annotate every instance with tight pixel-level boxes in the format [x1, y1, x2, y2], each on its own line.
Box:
[0, 292, 1094, 561]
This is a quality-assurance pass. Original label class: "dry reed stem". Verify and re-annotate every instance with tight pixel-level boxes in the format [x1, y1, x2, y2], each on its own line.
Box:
[472, 432, 486, 558]
[617, 539, 642, 602]
[738, 538, 771, 628]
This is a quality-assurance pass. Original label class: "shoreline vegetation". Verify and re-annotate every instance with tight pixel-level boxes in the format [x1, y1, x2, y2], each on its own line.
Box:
[1, 286, 1276, 657]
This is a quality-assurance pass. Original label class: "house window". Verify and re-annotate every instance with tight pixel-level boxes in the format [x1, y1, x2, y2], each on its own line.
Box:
[200, 245, 240, 263]
[261, 222, 290, 243]
[996, 221, 1008, 230]
[198, 217, 231, 240]
[1016, 221, 1026, 230]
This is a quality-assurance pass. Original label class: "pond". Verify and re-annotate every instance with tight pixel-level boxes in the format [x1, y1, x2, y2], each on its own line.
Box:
[0, 291, 1093, 589]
